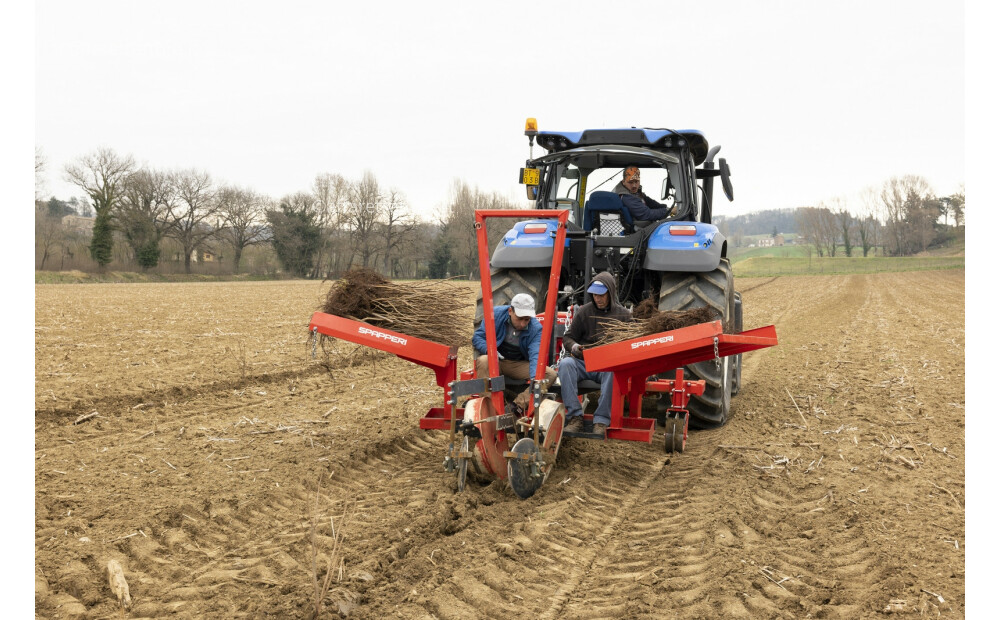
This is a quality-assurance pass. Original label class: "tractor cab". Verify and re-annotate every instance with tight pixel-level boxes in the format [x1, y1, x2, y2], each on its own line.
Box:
[520, 120, 732, 230]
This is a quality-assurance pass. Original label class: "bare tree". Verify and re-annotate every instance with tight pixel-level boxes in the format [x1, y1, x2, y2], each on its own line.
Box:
[344, 171, 384, 269]
[116, 168, 174, 269]
[35, 202, 64, 269]
[64, 148, 135, 269]
[879, 175, 933, 256]
[816, 202, 839, 258]
[857, 186, 881, 257]
[439, 179, 517, 278]
[796, 206, 828, 257]
[311, 173, 350, 278]
[380, 188, 417, 276]
[217, 186, 271, 273]
[398, 221, 436, 277]
[825, 196, 852, 257]
[163, 169, 219, 273]
[905, 187, 938, 254]
[64, 148, 136, 218]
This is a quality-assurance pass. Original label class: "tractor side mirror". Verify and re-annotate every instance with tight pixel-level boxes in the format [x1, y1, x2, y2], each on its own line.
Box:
[660, 177, 672, 201]
[719, 158, 734, 202]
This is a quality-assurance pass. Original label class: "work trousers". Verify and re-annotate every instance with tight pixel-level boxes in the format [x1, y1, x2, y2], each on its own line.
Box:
[558, 356, 614, 426]
[475, 355, 558, 410]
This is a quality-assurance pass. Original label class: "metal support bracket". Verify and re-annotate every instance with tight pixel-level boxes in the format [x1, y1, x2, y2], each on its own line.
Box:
[447, 376, 505, 406]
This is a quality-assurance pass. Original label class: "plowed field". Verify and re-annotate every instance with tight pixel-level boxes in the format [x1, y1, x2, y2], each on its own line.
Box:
[35, 271, 965, 618]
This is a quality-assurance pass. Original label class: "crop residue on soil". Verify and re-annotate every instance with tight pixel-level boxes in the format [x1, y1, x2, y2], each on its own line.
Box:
[35, 271, 965, 618]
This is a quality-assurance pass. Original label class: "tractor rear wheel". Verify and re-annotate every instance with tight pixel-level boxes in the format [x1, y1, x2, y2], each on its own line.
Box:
[473, 267, 549, 328]
[657, 259, 735, 428]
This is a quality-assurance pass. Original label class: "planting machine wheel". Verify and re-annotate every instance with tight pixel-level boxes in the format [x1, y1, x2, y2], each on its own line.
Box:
[664, 413, 689, 454]
[463, 397, 509, 480]
[507, 400, 565, 499]
[657, 259, 736, 429]
[473, 267, 549, 328]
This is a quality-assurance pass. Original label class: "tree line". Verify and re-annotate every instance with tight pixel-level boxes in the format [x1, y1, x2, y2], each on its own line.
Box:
[713, 174, 964, 257]
[794, 175, 963, 258]
[35, 148, 521, 278]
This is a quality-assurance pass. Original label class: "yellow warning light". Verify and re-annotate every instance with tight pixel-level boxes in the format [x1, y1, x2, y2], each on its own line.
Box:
[524, 117, 538, 136]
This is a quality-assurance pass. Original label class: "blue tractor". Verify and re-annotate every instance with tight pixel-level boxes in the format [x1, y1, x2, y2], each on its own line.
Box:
[474, 119, 741, 428]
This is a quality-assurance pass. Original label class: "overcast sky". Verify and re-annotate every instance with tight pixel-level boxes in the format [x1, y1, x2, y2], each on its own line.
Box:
[33, 0, 965, 221]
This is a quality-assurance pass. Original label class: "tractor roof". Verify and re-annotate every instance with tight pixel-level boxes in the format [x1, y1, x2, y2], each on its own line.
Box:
[536, 128, 710, 165]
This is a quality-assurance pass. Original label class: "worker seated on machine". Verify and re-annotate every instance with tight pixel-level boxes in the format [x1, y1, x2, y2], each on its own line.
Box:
[613, 165, 675, 225]
[560, 272, 633, 438]
[472, 293, 558, 416]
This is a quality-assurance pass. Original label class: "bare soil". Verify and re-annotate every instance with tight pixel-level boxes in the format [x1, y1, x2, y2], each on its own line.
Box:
[35, 271, 965, 619]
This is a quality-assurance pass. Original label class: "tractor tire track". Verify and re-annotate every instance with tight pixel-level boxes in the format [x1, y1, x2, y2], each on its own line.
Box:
[35, 274, 965, 618]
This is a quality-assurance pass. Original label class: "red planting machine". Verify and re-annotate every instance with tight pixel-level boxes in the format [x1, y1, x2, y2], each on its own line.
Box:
[308, 208, 777, 499]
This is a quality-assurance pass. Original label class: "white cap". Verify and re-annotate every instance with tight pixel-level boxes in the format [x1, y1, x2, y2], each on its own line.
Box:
[510, 293, 535, 318]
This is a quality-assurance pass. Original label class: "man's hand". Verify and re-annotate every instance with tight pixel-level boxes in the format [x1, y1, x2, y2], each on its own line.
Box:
[571, 343, 584, 359]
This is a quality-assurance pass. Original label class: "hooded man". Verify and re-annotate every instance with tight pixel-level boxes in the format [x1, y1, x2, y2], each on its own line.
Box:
[559, 272, 632, 436]
[472, 293, 558, 413]
[613, 165, 673, 222]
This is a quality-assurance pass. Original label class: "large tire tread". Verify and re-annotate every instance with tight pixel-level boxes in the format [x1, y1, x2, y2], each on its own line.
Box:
[473, 268, 549, 328]
[657, 259, 735, 429]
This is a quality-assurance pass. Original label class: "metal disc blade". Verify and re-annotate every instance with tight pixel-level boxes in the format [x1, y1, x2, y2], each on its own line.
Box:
[507, 437, 542, 499]
[457, 435, 469, 492]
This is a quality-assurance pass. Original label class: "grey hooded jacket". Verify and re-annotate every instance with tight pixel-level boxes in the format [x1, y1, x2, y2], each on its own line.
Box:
[562, 271, 632, 357]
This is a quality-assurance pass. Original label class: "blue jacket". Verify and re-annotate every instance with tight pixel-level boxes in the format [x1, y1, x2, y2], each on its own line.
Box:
[473, 305, 544, 378]
[613, 181, 669, 221]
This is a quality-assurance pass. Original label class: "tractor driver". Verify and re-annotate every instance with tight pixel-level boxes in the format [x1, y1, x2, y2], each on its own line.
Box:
[560, 271, 633, 437]
[614, 165, 675, 223]
[473, 293, 558, 415]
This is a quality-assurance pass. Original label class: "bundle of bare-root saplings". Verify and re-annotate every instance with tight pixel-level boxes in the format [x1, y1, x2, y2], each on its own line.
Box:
[319, 269, 474, 349]
[594, 298, 726, 346]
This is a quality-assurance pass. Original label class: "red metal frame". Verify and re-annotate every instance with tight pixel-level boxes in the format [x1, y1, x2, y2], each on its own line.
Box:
[309, 219, 779, 450]
[474, 209, 569, 418]
[581, 320, 778, 441]
[307, 312, 459, 428]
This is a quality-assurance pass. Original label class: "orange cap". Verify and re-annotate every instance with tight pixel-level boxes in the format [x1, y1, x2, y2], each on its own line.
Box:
[624, 166, 640, 182]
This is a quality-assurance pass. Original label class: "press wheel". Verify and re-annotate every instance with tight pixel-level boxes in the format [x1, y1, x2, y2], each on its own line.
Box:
[664, 414, 688, 453]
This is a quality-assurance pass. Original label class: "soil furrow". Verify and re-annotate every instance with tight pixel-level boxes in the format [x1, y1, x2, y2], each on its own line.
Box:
[35, 274, 965, 618]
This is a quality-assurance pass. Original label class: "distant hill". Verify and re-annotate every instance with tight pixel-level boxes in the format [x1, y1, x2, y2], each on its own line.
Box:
[715, 208, 800, 237]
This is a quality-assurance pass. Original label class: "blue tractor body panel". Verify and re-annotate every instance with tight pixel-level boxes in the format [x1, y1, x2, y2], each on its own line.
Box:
[491, 218, 725, 273]
[644, 221, 724, 272]
[491, 220, 564, 268]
